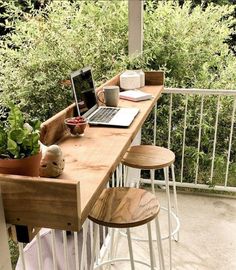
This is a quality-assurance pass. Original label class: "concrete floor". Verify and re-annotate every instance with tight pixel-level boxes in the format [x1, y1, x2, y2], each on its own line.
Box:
[112, 191, 236, 270]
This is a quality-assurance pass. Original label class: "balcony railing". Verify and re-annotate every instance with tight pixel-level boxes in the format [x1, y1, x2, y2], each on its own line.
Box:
[141, 87, 236, 193]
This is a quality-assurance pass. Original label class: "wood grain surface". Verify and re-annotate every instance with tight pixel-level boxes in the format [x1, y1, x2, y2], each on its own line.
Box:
[0, 174, 81, 231]
[89, 187, 160, 228]
[122, 145, 175, 169]
[57, 84, 163, 224]
[0, 72, 164, 231]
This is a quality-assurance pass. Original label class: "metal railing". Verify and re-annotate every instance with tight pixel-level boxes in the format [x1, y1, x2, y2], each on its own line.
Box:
[142, 88, 236, 193]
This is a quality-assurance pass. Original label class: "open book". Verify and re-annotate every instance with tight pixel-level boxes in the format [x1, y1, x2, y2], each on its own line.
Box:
[119, 90, 153, 102]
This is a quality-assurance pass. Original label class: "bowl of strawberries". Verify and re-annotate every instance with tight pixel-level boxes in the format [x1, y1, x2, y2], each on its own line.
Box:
[65, 116, 88, 136]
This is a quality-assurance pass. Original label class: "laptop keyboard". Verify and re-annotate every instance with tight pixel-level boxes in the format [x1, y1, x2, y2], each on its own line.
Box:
[89, 107, 120, 123]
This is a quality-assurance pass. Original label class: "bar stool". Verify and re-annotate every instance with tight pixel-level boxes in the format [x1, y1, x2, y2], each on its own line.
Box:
[89, 187, 165, 270]
[122, 145, 180, 269]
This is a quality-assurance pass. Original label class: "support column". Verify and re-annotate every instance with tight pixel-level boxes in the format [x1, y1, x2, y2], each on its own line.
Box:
[0, 187, 12, 270]
[128, 0, 144, 55]
[127, 0, 144, 185]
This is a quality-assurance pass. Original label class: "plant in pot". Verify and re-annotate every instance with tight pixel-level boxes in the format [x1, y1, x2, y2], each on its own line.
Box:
[0, 103, 42, 177]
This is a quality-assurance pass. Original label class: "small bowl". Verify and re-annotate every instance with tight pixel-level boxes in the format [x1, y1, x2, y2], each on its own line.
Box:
[65, 117, 88, 136]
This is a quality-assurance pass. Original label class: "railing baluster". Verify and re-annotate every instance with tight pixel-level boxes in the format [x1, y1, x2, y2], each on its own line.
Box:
[119, 163, 123, 187]
[80, 220, 89, 270]
[89, 221, 94, 270]
[195, 95, 205, 184]
[51, 229, 57, 270]
[168, 93, 173, 149]
[115, 167, 120, 187]
[19, 242, 26, 270]
[73, 232, 79, 270]
[153, 103, 157, 146]
[36, 232, 43, 270]
[225, 97, 236, 187]
[96, 225, 100, 264]
[112, 172, 115, 187]
[180, 94, 188, 183]
[102, 226, 106, 245]
[62, 231, 69, 270]
[210, 96, 221, 182]
[0, 188, 11, 270]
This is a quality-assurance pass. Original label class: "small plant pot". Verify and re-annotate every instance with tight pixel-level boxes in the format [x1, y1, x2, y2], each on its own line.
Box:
[0, 151, 42, 177]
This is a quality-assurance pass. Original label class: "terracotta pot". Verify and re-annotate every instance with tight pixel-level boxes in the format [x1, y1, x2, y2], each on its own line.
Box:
[0, 151, 42, 177]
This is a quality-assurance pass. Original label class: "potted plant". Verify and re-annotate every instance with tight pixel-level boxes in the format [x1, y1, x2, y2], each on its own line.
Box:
[0, 103, 42, 177]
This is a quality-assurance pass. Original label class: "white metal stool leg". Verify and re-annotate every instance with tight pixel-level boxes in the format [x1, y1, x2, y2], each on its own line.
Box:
[147, 166, 179, 242]
[164, 167, 172, 270]
[127, 228, 135, 270]
[150, 169, 155, 194]
[171, 164, 179, 241]
[155, 218, 165, 270]
[147, 222, 156, 270]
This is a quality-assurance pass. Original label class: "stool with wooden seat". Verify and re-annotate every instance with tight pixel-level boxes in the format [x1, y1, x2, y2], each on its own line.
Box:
[89, 187, 165, 270]
[122, 145, 180, 270]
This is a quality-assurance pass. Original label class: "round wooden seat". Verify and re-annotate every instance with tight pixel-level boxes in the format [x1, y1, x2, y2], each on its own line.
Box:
[122, 145, 175, 169]
[89, 187, 160, 228]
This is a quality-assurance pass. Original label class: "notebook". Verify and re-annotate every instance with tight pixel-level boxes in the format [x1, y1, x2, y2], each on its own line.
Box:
[71, 67, 139, 127]
[119, 89, 153, 102]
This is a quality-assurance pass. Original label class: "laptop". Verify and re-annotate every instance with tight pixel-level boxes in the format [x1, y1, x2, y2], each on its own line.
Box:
[71, 67, 139, 127]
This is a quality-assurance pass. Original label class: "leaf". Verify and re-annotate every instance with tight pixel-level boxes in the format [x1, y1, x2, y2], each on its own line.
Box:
[30, 119, 41, 130]
[8, 128, 26, 144]
[7, 103, 24, 129]
[7, 138, 20, 158]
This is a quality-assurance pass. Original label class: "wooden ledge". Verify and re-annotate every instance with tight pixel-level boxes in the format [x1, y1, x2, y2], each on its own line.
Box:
[0, 174, 81, 232]
[0, 71, 164, 233]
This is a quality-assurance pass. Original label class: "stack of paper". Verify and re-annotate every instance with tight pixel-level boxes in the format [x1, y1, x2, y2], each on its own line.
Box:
[119, 90, 152, 102]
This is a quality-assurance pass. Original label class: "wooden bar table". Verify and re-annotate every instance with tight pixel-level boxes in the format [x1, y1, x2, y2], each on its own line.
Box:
[0, 71, 164, 233]
[57, 71, 164, 226]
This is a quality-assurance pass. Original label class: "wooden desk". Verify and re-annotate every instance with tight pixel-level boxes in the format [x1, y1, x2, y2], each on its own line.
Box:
[0, 72, 164, 232]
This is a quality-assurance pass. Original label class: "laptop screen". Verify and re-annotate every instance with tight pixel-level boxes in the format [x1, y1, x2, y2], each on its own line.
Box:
[71, 68, 97, 115]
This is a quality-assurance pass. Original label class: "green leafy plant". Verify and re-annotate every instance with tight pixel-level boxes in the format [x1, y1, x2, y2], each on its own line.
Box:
[0, 103, 41, 159]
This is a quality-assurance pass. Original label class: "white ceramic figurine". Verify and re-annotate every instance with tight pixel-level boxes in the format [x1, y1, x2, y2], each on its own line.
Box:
[39, 144, 65, 177]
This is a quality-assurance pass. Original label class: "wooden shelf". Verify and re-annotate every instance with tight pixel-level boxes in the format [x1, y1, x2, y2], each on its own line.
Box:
[0, 71, 164, 232]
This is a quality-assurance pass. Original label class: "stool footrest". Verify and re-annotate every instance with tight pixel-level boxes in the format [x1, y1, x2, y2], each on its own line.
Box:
[119, 207, 180, 242]
[94, 258, 152, 270]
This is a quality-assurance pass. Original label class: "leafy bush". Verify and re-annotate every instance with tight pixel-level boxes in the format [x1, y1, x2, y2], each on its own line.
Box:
[1, 1, 235, 119]
[143, 1, 236, 89]
[0, 0, 129, 120]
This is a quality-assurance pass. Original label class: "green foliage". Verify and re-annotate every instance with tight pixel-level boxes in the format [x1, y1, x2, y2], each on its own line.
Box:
[0, 103, 41, 159]
[0, 0, 129, 120]
[143, 1, 236, 89]
[0, 1, 235, 121]
[8, 239, 19, 269]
